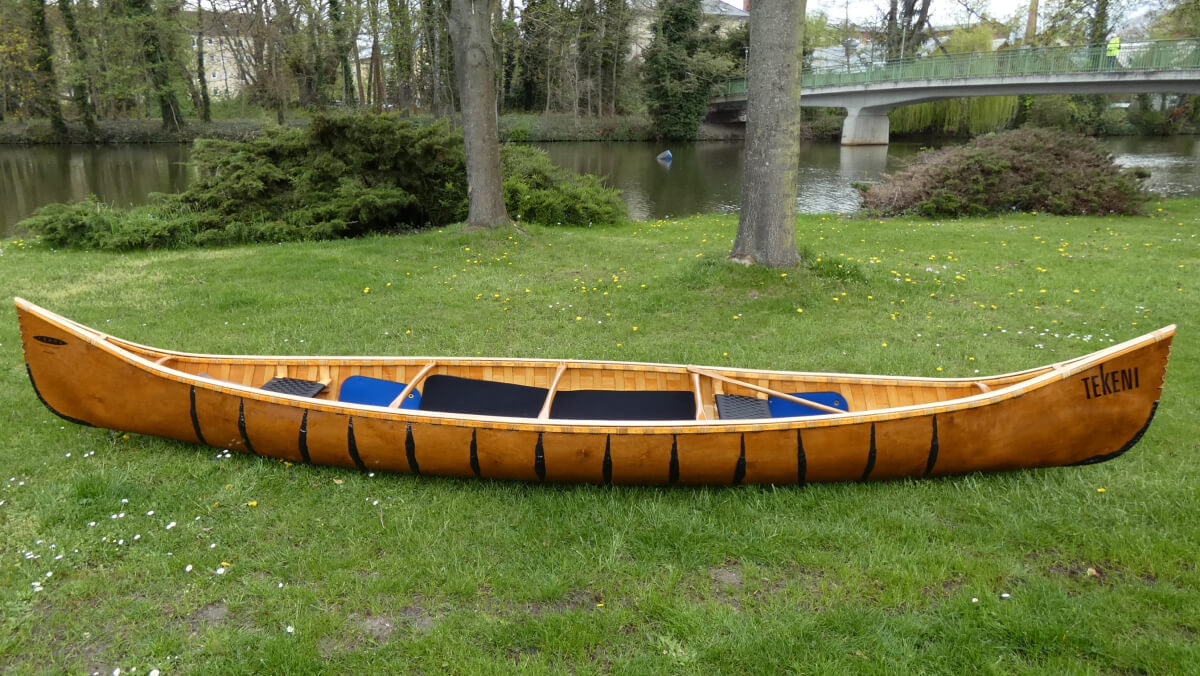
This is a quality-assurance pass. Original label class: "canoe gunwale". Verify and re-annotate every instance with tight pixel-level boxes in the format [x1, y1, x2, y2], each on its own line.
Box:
[15, 298, 1175, 434]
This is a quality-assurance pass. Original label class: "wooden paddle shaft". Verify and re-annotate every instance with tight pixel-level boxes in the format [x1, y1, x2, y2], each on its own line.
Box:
[687, 366, 846, 415]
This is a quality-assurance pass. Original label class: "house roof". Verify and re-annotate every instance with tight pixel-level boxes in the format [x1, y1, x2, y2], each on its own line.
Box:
[631, 0, 749, 19]
[702, 0, 748, 18]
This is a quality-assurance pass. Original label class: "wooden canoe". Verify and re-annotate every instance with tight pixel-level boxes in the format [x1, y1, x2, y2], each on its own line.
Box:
[15, 298, 1174, 485]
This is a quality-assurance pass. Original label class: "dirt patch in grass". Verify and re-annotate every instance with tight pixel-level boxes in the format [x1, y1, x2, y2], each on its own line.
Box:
[487, 589, 598, 618]
[709, 564, 744, 588]
[186, 602, 229, 635]
[398, 605, 436, 632]
[356, 613, 398, 641]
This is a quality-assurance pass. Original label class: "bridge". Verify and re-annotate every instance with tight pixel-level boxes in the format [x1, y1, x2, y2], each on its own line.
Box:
[710, 39, 1200, 145]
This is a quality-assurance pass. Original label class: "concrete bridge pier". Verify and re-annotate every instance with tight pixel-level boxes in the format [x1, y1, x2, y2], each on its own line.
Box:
[840, 106, 891, 146]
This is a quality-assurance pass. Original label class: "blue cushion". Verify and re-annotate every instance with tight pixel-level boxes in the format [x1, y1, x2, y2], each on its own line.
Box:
[767, 391, 848, 417]
[338, 376, 421, 409]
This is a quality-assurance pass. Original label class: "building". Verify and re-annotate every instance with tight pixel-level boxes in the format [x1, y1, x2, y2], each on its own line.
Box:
[186, 10, 255, 98]
[627, 0, 750, 60]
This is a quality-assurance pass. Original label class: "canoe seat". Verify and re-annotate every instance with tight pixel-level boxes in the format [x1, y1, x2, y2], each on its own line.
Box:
[338, 375, 422, 409]
[419, 375, 547, 418]
[261, 377, 327, 399]
[550, 390, 696, 421]
[715, 392, 848, 419]
[715, 394, 771, 419]
[768, 392, 848, 417]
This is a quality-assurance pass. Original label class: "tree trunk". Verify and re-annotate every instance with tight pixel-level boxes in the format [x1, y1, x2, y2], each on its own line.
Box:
[432, 21, 443, 116]
[29, 0, 68, 139]
[449, 0, 511, 228]
[385, 0, 413, 111]
[197, 0, 212, 122]
[1024, 0, 1038, 43]
[730, 0, 804, 268]
[132, 0, 183, 131]
[330, 0, 356, 105]
[57, 0, 98, 140]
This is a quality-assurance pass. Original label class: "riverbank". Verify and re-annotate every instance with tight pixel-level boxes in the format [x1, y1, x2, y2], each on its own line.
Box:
[0, 113, 856, 145]
[0, 114, 742, 145]
[2, 204, 1197, 672]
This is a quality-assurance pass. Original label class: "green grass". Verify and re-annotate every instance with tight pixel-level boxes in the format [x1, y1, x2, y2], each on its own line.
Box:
[1, 202, 1198, 674]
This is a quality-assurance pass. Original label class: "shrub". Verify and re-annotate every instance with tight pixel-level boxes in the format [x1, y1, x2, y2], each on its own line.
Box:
[501, 145, 626, 227]
[24, 114, 627, 250]
[858, 128, 1150, 218]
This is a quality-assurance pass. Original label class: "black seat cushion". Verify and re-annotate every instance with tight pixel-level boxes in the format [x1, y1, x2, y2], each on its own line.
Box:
[714, 394, 772, 419]
[549, 389, 696, 421]
[260, 377, 326, 398]
[419, 374, 548, 418]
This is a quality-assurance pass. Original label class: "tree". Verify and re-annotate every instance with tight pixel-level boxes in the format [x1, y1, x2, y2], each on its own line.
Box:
[449, 0, 511, 228]
[57, 0, 98, 139]
[1149, 0, 1200, 37]
[642, 0, 731, 140]
[130, 0, 183, 130]
[0, 4, 39, 121]
[729, 0, 804, 268]
[196, 0, 212, 122]
[385, 0, 415, 110]
[329, 0, 356, 104]
[28, 0, 66, 138]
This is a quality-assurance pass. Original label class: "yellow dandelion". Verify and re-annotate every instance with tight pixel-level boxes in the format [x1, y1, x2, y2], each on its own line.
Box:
[247, 501, 258, 507]
[363, 287, 370, 294]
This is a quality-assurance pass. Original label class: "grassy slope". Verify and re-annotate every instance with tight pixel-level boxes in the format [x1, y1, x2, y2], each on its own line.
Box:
[0, 203, 1197, 674]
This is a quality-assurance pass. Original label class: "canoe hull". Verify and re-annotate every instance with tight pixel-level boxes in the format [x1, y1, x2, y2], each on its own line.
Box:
[17, 300, 1172, 485]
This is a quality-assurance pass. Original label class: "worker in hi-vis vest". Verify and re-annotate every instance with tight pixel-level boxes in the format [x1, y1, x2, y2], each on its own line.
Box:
[1106, 35, 1121, 69]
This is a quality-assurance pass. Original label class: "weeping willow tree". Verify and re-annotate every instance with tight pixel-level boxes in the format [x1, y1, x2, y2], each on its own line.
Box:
[890, 26, 1019, 135]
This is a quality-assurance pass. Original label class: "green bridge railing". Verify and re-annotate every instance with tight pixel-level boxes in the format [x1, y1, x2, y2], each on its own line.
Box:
[718, 38, 1200, 98]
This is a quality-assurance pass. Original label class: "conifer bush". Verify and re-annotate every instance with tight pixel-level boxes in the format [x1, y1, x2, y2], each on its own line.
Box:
[25, 115, 627, 250]
[858, 128, 1150, 218]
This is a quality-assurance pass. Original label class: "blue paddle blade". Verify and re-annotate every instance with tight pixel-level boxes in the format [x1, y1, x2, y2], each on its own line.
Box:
[767, 391, 848, 417]
[337, 375, 421, 409]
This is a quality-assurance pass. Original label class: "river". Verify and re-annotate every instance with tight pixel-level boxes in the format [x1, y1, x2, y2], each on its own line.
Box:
[2, 135, 1198, 237]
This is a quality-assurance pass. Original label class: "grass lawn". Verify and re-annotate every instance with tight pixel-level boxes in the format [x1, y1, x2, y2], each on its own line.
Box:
[1, 201, 1197, 674]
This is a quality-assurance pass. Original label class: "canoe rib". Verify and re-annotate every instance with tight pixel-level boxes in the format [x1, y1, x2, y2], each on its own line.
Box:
[14, 297, 1174, 484]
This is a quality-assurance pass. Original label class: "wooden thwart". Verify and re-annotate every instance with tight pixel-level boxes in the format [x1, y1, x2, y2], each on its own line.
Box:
[687, 365, 847, 415]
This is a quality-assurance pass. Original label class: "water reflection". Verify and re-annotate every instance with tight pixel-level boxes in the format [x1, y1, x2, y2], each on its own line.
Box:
[537, 140, 919, 220]
[0, 145, 193, 236]
[1107, 135, 1200, 198]
[3, 136, 1200, 237]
